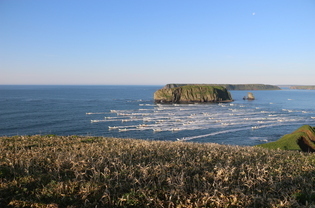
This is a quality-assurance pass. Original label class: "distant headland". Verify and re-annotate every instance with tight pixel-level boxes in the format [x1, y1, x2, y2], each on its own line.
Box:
[289, 85, 315, 90]
[163, 84, 281, 90]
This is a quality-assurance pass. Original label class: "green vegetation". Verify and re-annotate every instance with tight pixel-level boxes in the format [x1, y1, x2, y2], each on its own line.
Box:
[257, 125, 315, 151]
[154, 85, 233, 103]
[1, 135, 315, 207]
[164, 84, 281, 90]
[290, 86, 315, 90]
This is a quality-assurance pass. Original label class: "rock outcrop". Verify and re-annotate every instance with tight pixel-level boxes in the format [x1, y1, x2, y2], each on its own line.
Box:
[154, 85, 233, 104]
[164, 84, 281, 90]
[257, 125, 315, 152]
[243, 92, 255, 100]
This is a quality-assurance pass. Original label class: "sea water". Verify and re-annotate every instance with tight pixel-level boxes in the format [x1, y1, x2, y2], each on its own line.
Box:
[1, 85, 315, 146]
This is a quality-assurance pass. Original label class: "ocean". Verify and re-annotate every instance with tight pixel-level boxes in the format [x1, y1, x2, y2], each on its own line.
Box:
[1, 85, 315, 146]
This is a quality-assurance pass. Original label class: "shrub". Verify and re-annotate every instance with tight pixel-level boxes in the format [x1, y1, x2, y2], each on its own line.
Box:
[1, 135, 315, 207]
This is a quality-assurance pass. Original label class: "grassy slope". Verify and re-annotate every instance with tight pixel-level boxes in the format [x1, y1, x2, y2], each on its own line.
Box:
[257, 125, 315, 151]
[1, 135, 315, 207]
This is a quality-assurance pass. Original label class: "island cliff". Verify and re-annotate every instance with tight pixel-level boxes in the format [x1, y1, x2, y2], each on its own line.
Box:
[154, 85, 233, 103]
[164, 84, 281, 90]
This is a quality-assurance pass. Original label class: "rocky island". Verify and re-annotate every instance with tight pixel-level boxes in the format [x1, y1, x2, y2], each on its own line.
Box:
[164, 83, 281, 90]
[154, 85, 233, 103]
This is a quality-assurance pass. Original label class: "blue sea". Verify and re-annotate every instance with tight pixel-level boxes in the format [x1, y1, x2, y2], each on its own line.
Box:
[1, 85, 315, 146]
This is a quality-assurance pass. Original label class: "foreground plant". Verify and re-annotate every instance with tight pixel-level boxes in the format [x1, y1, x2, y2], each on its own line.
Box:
[1, 135, 315, 207]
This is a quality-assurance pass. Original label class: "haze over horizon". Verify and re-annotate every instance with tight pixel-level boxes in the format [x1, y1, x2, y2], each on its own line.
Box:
[1, 0, 314, 85]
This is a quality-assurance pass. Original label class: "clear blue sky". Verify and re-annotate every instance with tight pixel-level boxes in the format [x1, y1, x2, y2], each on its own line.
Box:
[1, 0, 315, 85]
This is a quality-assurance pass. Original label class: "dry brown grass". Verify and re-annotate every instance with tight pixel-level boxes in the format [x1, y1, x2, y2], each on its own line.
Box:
[1, 135, 315, 207]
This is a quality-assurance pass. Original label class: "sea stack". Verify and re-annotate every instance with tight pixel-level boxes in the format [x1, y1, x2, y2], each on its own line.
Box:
[154, 85, 233, 104]
[243, 92, 255, 100]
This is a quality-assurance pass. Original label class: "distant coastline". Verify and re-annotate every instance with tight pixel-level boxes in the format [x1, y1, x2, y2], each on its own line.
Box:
[163, 84, 281, 90]
[289, 85, 315, 90]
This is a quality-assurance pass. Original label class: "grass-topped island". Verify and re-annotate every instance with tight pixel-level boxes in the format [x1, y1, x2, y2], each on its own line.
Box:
[154, 85, 233, 104]
[1, 135, 315, 207]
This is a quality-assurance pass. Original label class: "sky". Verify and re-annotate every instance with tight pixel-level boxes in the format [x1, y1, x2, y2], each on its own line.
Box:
[1, 0, 315, 85]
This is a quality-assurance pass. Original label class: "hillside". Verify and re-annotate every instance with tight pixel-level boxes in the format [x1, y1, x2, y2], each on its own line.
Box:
[1, 135, 315, 207]
[257, 125, 315, 152]
[164, 84, 281, 90]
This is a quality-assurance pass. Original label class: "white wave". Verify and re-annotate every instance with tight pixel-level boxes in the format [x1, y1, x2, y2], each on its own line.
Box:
[249, 137, 269, 142]
[105, 116, 129, 119]
[91, 119, 115, 123]
[221, 123, 231, 126]
[89, 100, 313, 138]
[119, 128, 128, 132]
[122, 118, 145, 122]
[177, 127, 252, 141]
[86, 112, 107, 115]
[177, 122, 297, 142]
[91, 118, 124, 123]
[171, 128, 182, 131]
[153, 128, 163, 132]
